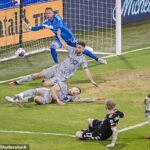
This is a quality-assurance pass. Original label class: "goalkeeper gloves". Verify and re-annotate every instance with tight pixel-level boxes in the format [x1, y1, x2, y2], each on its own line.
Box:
[43, 24, 53, 29]
[24, 23, 32, 31]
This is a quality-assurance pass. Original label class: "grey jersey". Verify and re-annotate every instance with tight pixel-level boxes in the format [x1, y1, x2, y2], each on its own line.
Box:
[145, 96, 150, 113]
[56, 46, 88, 79]
[57, 81, 76, 102]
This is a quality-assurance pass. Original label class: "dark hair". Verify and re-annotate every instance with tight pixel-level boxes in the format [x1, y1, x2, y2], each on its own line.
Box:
[77, 41, 86, 47]
[106, 100, 116, 110]
[76, 87, 81, 94]
[45, 7, 53, 12]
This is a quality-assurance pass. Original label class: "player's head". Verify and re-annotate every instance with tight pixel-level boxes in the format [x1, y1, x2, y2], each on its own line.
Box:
[45, 7, 54, 19]
[76, 41, 86, 54]
[106, 100, 116, 111]
[69, 87, 81, 96]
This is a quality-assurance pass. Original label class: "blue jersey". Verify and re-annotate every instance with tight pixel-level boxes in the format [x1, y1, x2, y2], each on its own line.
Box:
[31, 13, 77, 43]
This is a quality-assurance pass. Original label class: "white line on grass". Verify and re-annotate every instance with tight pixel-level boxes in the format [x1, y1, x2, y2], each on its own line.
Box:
[0, 121, 148, 138]
[0, 46, 150, 84]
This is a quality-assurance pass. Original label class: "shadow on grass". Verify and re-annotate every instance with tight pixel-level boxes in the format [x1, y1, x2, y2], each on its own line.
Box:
[118, 55, 135, 69]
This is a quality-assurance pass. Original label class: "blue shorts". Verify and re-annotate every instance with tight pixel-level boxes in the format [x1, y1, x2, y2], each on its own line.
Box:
[52, 38, 77, 48]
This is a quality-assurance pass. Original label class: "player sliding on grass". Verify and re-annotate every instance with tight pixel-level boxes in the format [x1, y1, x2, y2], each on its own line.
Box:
[9, 29, 97, 87]
[6, 81, 81, 105]
[24, 7, 107, 64]
[144, 93, 150, 139]
[76, 100, 124, 148]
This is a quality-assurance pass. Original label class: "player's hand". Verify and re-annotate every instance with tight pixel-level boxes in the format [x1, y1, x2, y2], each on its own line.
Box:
[24, 23, 31, 31]
[57, 29, 61, 37]
[92, 81, 98, 87]
[106, 143, 115, 148]
[43, 24, 53, 29]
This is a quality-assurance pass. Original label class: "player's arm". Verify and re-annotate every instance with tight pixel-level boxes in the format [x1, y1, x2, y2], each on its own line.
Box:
[106, 126, 118, 148]
[51, 84, 65, 105]
[57, 29, 68, 49]
[23, 16, 51, 31]
[84, 68, 98, 87]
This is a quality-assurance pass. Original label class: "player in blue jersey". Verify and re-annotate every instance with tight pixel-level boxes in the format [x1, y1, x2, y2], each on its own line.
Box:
[25, 7, 107, 64]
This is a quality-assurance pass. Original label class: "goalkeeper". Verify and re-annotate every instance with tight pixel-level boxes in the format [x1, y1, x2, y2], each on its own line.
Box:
[24, 7, 107, 64]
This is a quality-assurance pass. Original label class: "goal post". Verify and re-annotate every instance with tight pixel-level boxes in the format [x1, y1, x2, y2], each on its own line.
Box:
[116, 0, 122, 55]
[0, 0, 122, 62]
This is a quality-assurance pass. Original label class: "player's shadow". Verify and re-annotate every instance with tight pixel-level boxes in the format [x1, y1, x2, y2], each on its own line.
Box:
[101, 140, 128, 150]
[69, 79, 91, 85]
[118, 55, 134, 69]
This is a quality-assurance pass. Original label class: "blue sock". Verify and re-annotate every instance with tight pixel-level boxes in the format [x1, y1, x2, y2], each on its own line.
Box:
[50, 45, 59, 64]
[83, 49, 99, 61]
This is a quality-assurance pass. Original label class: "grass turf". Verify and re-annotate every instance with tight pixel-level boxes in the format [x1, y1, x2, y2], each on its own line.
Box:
[0, 49, 150, 150]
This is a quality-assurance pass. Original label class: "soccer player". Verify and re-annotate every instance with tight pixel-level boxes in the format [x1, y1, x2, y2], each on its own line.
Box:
[75, 100, 124, 148]
[144, 93, 150, 139]
[6, 81, 81, 105]
[24, 7, 107, 64]
[9, 29, 97, 87]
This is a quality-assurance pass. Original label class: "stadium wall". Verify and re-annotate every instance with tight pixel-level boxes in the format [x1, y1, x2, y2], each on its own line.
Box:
[0, 0, 150, 46]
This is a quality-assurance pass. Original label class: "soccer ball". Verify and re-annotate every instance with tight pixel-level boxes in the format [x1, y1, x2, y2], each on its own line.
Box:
[15, 48, 26, 58]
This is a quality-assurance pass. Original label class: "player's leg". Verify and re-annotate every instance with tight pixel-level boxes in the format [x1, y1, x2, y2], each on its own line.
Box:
[146, 115, 150, 139]
[50, 38, 62, 64]
[75, 131, 84, 139]
[5, 89, 37, 103]
[83, 48, 107, 64]
[42, 79, 53, 86]
[9, 72, 44, 86]
[34, 88, 51, 105]
[9, 65, 57, 86]
[88, 118, 94, 127]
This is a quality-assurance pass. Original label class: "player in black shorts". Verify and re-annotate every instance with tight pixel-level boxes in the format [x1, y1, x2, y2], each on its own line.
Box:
[76, 100, 124, 148]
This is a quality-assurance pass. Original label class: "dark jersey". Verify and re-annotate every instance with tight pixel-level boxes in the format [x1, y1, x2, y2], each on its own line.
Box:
[99, 110, 124, 140]
[82, 110, 124, 141]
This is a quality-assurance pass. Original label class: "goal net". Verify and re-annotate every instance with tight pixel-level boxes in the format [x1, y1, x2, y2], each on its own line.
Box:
[0, 0, 121, 62]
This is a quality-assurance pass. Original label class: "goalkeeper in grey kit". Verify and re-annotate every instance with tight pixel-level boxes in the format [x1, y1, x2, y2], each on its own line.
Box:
[76, 100, 124, 147]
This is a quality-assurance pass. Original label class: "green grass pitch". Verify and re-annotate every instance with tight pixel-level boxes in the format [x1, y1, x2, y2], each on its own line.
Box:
[0, 49, 150, 150]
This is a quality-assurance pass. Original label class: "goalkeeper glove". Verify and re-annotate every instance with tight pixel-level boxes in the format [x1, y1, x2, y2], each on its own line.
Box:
[24, 23, 32, 31]
[43, 24, 53, 29]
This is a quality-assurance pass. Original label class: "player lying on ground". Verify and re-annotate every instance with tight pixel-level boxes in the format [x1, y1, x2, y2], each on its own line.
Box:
[9, 30, 97, 87]
[75, 100, 124, 148]
[24, 7, 107, 64]
[6, 81, 81, 105]
[144, 93, 150, 139]
[6, 81, 104, 105]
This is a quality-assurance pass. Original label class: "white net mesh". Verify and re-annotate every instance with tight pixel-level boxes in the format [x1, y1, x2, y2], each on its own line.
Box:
[0, 0, 116, 62]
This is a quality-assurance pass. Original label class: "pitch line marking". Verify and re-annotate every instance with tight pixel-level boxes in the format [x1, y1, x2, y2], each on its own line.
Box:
[0, 121, 148, 138]
[0, 46, 150, 84]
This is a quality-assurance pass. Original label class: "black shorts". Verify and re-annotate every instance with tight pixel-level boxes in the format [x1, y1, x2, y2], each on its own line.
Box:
[82, 119, 102, 140]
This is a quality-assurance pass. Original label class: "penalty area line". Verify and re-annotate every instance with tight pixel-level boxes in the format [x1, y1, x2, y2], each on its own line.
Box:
[0, 121, 148, 138]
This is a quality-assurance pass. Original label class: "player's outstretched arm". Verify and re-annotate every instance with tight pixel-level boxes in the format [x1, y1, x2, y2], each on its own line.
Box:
[51, 84, 65, 105]
[84, 68, 98, 87]
[106, 126, 118, 148]
[57, 29, 68, 49]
